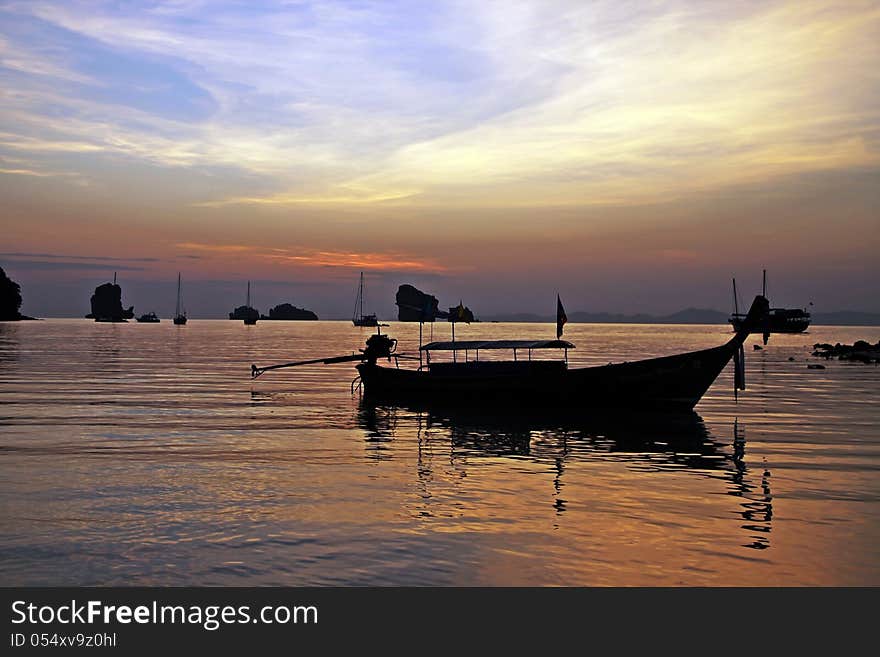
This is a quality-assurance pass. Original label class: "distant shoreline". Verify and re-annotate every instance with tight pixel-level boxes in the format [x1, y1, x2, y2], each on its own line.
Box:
[481, 310, 880, 327]
[7, 316, 880, 328]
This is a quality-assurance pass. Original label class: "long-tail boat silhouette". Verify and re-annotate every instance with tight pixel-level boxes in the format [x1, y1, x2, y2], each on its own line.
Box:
[729, 270, 810, 335]
[352, 272, 379, 327]
[252, 293, 770, 412]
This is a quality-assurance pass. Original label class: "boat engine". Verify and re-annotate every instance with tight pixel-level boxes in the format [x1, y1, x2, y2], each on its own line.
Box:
[362, 333, 397, 364]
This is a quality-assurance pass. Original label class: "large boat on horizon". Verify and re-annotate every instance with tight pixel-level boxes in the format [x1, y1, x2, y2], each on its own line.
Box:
[728, 270, 810, 335]
[352, 272, 379, 327]
[253, 294, 771, 412]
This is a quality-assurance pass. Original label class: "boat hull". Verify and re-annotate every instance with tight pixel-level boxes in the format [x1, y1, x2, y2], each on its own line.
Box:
[357, 343, 736, 412]
[729, 309, 810, 334]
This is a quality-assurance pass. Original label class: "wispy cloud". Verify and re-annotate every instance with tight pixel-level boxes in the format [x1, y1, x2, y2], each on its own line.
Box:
[0, 167, 52, 176]
[2, 259, 145, 271]
[173, 242, 447, 272]
[263, 250, 446, 272]
[0, 131, 103, 153]
[0, 252, 160, 262]
[1, 0, 877, 209]
[173, 243, 255, 254]
[192, 188, 421, 207]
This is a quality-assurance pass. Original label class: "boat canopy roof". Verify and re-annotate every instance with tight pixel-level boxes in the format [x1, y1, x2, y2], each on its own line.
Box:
[420, 339, 575, 352]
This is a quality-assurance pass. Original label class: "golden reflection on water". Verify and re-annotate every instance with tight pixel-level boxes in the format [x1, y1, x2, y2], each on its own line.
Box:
[0, 319, 878, 585]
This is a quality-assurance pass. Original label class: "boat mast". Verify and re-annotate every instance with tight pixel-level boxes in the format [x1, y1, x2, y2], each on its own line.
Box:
[762, 269, 767, 298]
[451, 308, 458, 363]
[353, 273, 363, 322]
[732, 278, 739, 315]
[246, 281, 251, 309]
[176, 273, 182, 317]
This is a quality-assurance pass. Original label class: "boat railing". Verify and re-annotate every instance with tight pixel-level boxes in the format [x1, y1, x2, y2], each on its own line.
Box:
[419, 339, 575, 366]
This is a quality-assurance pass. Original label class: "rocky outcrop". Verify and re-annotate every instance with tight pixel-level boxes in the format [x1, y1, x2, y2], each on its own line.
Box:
[812, 340, 880, 364]
[261, 303, 318, 320]
[86, 282, 134, 322]
[396, 284, 446, 321]
[229, 305, 260, 321]
[0, 266, 25, 320]
[447, 304, 475, 323]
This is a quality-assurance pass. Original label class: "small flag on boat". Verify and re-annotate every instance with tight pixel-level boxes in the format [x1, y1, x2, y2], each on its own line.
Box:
[556, 294, 567, 339]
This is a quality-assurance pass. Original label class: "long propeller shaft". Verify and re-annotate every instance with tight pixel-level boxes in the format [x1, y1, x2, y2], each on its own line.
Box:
[251, 353, 364, 378]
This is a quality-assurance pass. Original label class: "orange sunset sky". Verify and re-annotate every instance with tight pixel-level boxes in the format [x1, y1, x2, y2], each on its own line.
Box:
[1, 1, 878, 318]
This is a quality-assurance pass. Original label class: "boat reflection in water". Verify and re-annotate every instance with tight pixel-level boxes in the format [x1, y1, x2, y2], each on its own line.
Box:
[357, 401, 773, 550]
[732, 419, 773, 550]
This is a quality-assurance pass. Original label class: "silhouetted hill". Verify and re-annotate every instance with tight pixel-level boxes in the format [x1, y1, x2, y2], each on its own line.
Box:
[0, 266, 25, 320]
[655, 308, 729, 324]
[484, 307, 728, 324]
[261, 303, 318, 320]
[86, 282, 134, 322]
[229, 305, 259, 321]
[482, 307, 880, 325]
[812, 311, 880, 326]
[396, 284, 445, 321]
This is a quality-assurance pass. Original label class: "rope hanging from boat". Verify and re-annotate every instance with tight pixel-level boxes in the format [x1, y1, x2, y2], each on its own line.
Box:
[734, 344, 746, 399]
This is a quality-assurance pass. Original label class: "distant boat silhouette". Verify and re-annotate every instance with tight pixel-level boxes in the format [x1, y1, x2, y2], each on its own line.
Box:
[228, 281, 259, 323]
[136, 312, 160, 323]
[729, 270, 810, 336]
[244, 281, 258, 325]
[352, 272, 378, 327]
[173, 273, 187, 325]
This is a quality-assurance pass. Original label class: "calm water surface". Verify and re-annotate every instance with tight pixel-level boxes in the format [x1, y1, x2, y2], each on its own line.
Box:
[1, 319, 878, 585]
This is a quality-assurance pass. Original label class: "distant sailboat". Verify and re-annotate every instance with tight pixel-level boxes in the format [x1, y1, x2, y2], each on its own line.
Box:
[173, 273, 187, 325]
[243, 281, 258, 325]
[352, 272, 378, 327]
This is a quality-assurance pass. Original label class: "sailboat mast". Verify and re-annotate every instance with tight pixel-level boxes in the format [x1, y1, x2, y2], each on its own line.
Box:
[176, 273, 181, 317]
[359, 272, 364, 319]
[762, 269, 767, 298]
[352, 274, 361, 322]
[247, 281, 251, 308]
